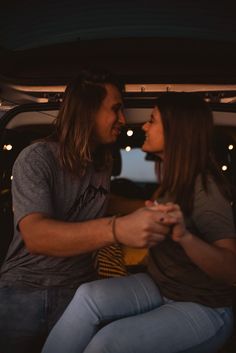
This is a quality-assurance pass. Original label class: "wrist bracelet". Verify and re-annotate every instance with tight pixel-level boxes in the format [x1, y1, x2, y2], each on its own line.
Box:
[111, 215, 120, 243]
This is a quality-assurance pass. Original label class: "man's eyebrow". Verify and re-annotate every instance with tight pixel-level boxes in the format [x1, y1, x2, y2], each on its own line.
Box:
[113, 102, 123, 109]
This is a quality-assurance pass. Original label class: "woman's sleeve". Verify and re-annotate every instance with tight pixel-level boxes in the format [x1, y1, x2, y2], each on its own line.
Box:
[192, 178, 236, 243]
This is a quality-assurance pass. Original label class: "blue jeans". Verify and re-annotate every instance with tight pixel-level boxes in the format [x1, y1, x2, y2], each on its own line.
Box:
[0, 286, 76, 353]
[42, 273, 234, 353]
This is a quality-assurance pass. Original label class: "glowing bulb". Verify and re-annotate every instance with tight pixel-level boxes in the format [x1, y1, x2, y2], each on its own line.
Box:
[228, 144, 234, 150]
[127, 130, 133, 137]
[10, 176, 13, 180]
[222, 165, 228, 171]
[3, 144, 13, 151]
[125, 146, 131, 152]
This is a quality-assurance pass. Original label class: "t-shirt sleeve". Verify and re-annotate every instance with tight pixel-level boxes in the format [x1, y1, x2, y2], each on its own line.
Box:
[12, 144, 54, 229]
[192, 178, 236, 243]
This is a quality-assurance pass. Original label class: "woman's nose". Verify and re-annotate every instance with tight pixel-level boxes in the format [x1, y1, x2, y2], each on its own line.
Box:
[142, 122, 148, 131]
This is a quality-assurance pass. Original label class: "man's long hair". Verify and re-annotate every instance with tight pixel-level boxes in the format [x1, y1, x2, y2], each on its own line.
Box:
[52, 69, 122, 175]
[155, 92, 231, 215]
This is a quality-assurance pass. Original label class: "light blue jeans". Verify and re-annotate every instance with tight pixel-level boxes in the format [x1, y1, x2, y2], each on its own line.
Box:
[42, 273, 234, 353]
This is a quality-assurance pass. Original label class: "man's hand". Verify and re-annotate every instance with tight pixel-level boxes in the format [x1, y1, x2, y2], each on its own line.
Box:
[114, 207, 171, 248]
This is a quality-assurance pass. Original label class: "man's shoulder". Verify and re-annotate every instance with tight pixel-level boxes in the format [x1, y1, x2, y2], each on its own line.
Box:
[12, 142, 59, 179]
[16, 141, 57, 163]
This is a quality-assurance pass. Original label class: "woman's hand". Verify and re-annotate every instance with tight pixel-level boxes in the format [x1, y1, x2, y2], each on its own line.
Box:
[147, 202, 190, 243]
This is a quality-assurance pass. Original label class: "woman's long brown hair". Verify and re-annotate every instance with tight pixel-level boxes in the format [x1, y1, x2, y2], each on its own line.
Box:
[155, 92, 231, 215]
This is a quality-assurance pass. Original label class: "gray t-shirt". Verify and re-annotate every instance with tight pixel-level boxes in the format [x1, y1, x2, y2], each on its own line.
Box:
[148, 176, 236, 307]
[0, 142, 111, 288]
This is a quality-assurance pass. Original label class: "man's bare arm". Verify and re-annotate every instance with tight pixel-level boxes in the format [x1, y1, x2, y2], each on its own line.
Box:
[19, 208, 169, 257]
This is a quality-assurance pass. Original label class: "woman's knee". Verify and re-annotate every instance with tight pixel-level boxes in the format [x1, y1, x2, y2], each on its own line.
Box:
[74, 282, 94, 300]
[73, 279, 108, 309]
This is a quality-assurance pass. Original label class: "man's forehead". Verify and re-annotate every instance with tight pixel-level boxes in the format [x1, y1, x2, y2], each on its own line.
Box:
[104, 84, 122, 104]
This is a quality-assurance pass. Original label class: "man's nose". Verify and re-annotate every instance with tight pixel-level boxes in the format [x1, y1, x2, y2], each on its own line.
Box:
[119, 111, 126, 125]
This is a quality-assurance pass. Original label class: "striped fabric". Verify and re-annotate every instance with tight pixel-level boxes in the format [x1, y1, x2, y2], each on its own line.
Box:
[94, 244, 128, 278]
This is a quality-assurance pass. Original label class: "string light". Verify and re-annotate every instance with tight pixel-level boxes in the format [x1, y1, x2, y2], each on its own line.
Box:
[3, 144, 13, 151]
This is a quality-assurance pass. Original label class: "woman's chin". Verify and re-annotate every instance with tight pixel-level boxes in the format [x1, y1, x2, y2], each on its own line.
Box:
[142, 142, 149, 151]
[142, 144, 154, 153]
[141, 145, 147, 152]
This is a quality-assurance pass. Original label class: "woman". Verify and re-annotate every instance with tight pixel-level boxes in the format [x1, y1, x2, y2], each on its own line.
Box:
[42, 92, 236, 353]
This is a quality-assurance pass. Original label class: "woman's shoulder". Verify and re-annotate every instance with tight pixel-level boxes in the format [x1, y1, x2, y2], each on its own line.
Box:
[194, 174, 226, 197]
[193, 173, 234, 218]
[192, 174, 236, 242]
[193, 174, 232, 217]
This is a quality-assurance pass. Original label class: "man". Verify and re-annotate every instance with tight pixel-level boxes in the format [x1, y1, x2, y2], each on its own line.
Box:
[0, 69, 169, 353]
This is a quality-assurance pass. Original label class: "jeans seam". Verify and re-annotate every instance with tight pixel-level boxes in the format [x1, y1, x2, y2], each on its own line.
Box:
[134, 274, 163, 311]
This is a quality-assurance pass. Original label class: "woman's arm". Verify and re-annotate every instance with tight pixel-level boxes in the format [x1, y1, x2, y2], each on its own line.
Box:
[178, 232, 236, 286]
[154, 203, 236, 286]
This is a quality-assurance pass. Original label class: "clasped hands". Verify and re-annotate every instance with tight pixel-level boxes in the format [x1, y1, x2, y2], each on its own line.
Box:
[146, 201, 189, 243]
[115, 202, 190, 248]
